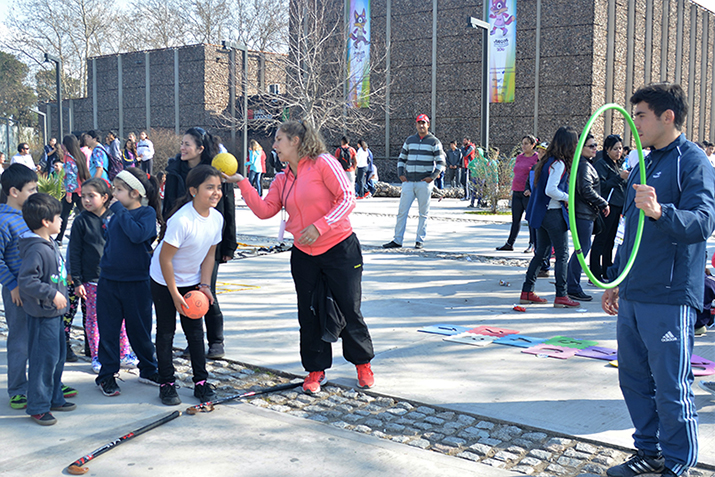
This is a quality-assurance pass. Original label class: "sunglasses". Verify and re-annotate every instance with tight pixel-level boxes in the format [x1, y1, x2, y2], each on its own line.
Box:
[586, 144, 598, 149]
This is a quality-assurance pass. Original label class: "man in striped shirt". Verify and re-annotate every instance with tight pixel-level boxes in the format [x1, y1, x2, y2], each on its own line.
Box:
[383, 114, 446, 250]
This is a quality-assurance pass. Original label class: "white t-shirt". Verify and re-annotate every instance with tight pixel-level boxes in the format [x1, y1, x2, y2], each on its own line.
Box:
[708, 153, 715, 168]
[11, 153, 35, 170]
[356, 148, 369, 168]
[150, 202, 223, 287]
[627, 148, 650, 170]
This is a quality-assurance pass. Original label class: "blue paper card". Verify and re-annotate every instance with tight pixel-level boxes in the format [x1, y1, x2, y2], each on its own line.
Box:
[493, 334, 546, 348]
[418, 324, 471, 336]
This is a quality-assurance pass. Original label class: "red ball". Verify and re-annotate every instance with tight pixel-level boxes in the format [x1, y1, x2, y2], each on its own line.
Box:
[181, 290, 209, 319]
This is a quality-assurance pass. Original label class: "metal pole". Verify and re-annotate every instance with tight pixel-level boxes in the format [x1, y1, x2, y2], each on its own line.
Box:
[118, 55, 124, 139]
[468, 15, 490, 151]
[385, 0, 391, 160]
[45, 53, 63, 140]
[533, 0, 541, 136]
[481, 1, 490, 152]
[242, 46, 248, 177]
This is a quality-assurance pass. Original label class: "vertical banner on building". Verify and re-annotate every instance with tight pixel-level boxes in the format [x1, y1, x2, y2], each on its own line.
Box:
[347, 0, 371, 108]
[488, 0, 517, 103]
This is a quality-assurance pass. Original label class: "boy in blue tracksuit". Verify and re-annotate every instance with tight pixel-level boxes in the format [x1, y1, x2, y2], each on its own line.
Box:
[0, 165, 38, 410]
[603, 83, 715, 477]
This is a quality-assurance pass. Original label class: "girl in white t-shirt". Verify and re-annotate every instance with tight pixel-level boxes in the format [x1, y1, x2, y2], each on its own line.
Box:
[150, 165, 224, 406]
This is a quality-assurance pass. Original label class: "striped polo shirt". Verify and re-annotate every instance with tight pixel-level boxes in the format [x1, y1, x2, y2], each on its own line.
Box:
[397, 133, 446, 182]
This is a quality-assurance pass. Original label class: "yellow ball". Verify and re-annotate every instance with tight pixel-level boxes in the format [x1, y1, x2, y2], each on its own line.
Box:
[212, 153, 238, 175]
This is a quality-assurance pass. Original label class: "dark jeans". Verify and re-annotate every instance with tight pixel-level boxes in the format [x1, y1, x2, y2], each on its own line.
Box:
[249, 170, 263, 196]
[507, 191, 534, 246]
[522, 209, 569, 297]
[290, 233, 374, 372]
[434, 170, 444, 190]
[446, 168, 459, 188]
[461, 168, 469, 198]
[355, 166, 368, 197]
[590, 205, 622, 281]
[567, 218, 594, 294]
[58, 193, 83, 242]
[26, 315, 66, 415]
[96, 278, 158, 383]
[140, 159, 153, 175]
[151, 280, 208, 384]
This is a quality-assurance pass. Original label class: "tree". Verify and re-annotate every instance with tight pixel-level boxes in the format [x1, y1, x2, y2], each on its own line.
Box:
[186, 0, 233, 45]
[0, 52, 37, 124]
[225, 0, 389, 139]
[126, 0, 187, 50]
[229, 0, 289, 53]
[1, 0, 121, 98]
[35, 68, 83, 103]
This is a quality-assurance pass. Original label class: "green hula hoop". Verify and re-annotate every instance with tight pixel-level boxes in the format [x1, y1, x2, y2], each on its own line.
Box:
[568, 103, 647, 289]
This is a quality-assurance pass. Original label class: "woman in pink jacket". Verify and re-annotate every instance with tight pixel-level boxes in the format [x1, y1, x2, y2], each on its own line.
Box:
[226, 121, 375, 394]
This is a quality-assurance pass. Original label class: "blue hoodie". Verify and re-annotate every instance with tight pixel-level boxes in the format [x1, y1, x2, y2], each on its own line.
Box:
[0, 203, 31, 291]
[612, 134, 715, 311]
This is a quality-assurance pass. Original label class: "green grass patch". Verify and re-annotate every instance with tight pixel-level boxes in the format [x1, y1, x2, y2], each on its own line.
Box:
[465, 211, 510, 215]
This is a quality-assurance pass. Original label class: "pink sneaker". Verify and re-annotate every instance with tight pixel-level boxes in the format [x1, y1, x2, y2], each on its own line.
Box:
[302, 371, 326, 394]
[356, 363, 374, 389]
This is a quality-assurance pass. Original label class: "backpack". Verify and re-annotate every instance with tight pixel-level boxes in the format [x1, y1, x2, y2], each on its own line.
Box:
[98, 144, 123, 181]
[338, 147, 352, 171]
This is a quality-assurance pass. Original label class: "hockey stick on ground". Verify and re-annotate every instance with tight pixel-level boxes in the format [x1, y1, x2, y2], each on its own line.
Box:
[66, 410, 181, 475]
[186, 381, 302, 414]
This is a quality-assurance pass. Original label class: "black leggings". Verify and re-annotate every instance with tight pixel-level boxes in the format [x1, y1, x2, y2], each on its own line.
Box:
[590, 205, 622, 281]
[507, 191, 534, 246]
[151, 280, 208, 384]
[290, 233, 374, 372]
[58, 193, 83, 242]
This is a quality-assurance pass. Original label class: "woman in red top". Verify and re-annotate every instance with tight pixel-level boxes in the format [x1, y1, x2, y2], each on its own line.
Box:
[225, 121, 375, 394]
[497, 135, 539, 252]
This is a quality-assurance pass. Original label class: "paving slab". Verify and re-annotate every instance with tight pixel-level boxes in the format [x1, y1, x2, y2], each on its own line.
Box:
[220, 194, 715, 465]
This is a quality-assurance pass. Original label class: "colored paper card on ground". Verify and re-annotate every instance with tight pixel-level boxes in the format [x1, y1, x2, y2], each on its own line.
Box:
[575, 346, 618, 361]
[418, 324, 472, 336]
[521, 344, 578, 360]
[444, 333, 496, 347]
[493, 335, 546, 348]
[544, 336, 598, 350]
[692, 355, 715, 376]
[467, 326, 519, 337]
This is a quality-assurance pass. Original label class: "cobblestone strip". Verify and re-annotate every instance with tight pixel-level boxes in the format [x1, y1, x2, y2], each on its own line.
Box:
[3, 318, 711, 477]
[235, 233, 531, 267]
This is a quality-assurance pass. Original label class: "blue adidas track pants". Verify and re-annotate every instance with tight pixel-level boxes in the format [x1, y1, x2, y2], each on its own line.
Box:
[617, 298, 698, 475]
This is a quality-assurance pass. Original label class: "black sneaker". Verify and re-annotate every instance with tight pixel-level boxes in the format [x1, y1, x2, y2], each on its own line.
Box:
[50, 402, 77, 412]
[160, 382, 181, 406]
[66, 342, 78, 362]
[382, 241, 402, 249]
[496, 243, 514, 251]
[568, 291, 593, 301]
[138, 372, 161, 387]
[97, 375, 121, 396]
[606, 451, 665, 477]
[31, 412, 57, 426]
[206, 343, 225, 359]
[415, 242, 423, 249]
[193, 380, 216, 403]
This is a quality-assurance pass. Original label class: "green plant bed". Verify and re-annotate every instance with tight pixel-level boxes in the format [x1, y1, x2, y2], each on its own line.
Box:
[465, 211, 511, 215]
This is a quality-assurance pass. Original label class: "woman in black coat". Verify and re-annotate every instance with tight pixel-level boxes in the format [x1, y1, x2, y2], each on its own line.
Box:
[162, 127, 237, 359]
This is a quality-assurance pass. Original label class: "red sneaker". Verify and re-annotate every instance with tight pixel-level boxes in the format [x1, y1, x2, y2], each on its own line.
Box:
[356, 363, 374, 389]
[520, 292, 547, 304]
[554, 296, 580, 308]
[302, 371, 326, 394]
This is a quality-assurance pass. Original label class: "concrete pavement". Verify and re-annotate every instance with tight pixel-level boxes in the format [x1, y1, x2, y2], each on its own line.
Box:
[2, 192, 715, 475]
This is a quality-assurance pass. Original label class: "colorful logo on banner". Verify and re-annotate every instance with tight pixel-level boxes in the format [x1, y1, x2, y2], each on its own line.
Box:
[488, 0, 516, 103]
[347, 0, 371, 108]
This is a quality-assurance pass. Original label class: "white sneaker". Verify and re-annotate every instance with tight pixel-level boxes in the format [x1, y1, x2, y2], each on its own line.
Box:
[91, 357, 102, 374]
[120, 353, 139, 368]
